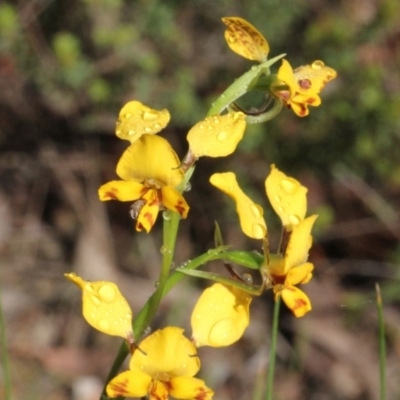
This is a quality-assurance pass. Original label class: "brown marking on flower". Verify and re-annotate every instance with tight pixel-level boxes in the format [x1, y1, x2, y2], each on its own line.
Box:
[195, 386, 212, 400]
[293, 296, 308, 312]
[175, 199, 187, 216]
[271, 274, 286, 285]
[104, 188, 118, 200]
[298, 78, 312, 89]
[108, 377, 129, 396]
[142, 211, 155, 228]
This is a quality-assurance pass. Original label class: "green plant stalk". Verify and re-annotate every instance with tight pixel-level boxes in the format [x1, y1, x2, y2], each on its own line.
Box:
[0, 283, 12, 400]
[375, 283, 386, 400]
[265, 294, 281, 400]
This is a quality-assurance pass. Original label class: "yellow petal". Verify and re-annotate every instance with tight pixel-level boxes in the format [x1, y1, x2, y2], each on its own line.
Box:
[64, 273, 133, 338]
[106, 370, 151, 398]
[160, 186, 190, 219]
[117, 135, 183, 188]
[130, 327, 200, 377]
[210, 172, 267, 239]
[149, 381, 169, 400]
[280, 285, 312, 317]
[284, 215, 318, 273]
[115, 101, 170, 143]
[294, 60, 337, 95]
[98, 180, 145, 201]
[170, 376, 214, 400]
[222, 17, 269, 62]
[285, 263, 314, 286]
[265, 164, 307, 229]
[191, 283, 252, 348]
[277, 59, 298, 96]
[136, 189, 160, 232]
[187, 113, 246, 158]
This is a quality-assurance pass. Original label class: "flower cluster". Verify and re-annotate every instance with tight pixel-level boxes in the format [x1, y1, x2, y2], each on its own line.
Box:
[65, 16, 337, 400]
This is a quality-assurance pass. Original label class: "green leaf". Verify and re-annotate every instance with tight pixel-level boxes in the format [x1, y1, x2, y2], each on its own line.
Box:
[221, 250, 264, 269]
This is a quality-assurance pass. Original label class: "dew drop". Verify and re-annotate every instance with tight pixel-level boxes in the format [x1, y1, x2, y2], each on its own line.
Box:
[98, 319, 110, 332]
[311, 60, 325, 70]
[212, 116, 220, 124]
[250, 204, 263, 218]
[184, 182, 192, 192]
[145, 126, 152, 133]
[142, 110, 158, 121]
[274, 195, 281, 203]
[153, 123, 161, 130]
[252, 223, 266, 239]
[160, 245, 168, 254]
[280, 179, 298, 195]
[242, 273, 253, 283]
[125, 113, 132, 119]
[115, 120, 121, 126]
[251, 65, 258, 71]
[98, 284, 117, 303]
[116, 129, 121, 136]
[90, 295, 101, 306]
[217, 131, 228, 141]
[128, 130, 136, 136]
[182, 363, 187, 368]
[228, 35, 237, 43]
[289, 214, 301, 225]
[162, 210, 171, 220]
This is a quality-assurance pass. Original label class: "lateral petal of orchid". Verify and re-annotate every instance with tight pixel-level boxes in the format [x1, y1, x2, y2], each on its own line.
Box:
[277, 59, 297, 95]
[160, 186, 190, 219]
[222, 17, 269, 62]
[136, 189, 160, 232]
[210, 172, 267, 239]
[98, 180, 145, 201]
[265, 165, 307, 229]
[130, 327, 200, 377]
[187, 113, 246, 158]
[284, 215, 318, 273]
[191, 283, 252, 348]
[286, 262, 314, 286]
[280, 285, 312, 318]
[170, 376, 214, 400]
[64, 273, 133, 339]
[115, 100, 170, 143]
[117, 135, 183, 187]
[106, 370, 151, 398]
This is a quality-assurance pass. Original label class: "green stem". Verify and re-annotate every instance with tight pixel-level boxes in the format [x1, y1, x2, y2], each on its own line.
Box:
[265, 295, 281, 400]
[0, 283, 12, 400]
[375, 283, 386, 400]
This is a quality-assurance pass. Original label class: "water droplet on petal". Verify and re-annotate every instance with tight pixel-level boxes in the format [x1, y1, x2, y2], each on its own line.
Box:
[90, 295, 101, 306]
[98, 284, 117, 303]
[153, 123, 161, 129]
[98, 319, 110, 332]
[125, 113, 132, 119]
[116, 129, 121, 136]
[128, 130, 135, 136]
[142, 110, 158, 121]
[288, 214, 301, 225]
[184, 182, 192, 192]
[280, 179, 298, 195]
[228, 35, 236, 44]
[252, 223, 266, 239]
[274, 195, 281, 203]
[250, 204, 263, 218]
[213, 116, 220, 124]
[145, 126, 152, 133]
[311, 60, 325, 70]
[217, 131, 228, 141]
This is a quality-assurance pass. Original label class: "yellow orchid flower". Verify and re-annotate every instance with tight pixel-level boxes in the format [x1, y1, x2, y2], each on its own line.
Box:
[209, 172, 267, 239]
[265, 164, 307, 231]
[115, 100, 170, 143]
[222, 17, 269, 62]
[99, 134, 189, 232]
[64, 273, 133, 339]
[274, 59, 337, 117]
[106, 327, 214, 400]
[191, 283, 252, 347]
[265, 215, 318, 317]
[186, 112, 246, 159]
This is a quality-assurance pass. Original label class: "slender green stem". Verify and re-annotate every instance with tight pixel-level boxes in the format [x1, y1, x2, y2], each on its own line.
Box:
[265, 295, 281, 400]
[0, 283, 12, 400]
[375, 283, 386, 400]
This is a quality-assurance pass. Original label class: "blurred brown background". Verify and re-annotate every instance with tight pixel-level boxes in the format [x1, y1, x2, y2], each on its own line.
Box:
[1, 0, 400, 399]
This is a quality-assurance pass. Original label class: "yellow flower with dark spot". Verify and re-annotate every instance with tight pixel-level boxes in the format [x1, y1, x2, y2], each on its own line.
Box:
[265, 215, 318, 317]
[99, 134, 189, 232]
[222, 17, 270, 62]
[274, 59, 336, 117]
[106, 327, 214, 400]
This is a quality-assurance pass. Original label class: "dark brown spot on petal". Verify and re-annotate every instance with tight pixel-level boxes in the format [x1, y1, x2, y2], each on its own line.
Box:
[195, 386, 212, 400]
[298, 78, 312, 89]
[175, 200, 187, 216]
[108, 377, 129, 396]
[104, 188, 118, 200]
[293, 297, 307, 311]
